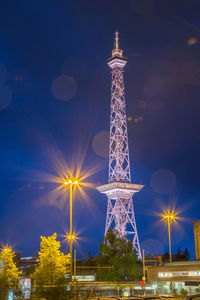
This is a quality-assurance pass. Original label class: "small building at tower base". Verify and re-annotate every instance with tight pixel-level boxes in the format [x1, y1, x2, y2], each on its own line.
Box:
[147, 261, 200, 295]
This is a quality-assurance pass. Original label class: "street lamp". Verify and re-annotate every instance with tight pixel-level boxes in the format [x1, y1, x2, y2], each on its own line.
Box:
[162, 210, 177, 263]
[63, 178, 79, 280]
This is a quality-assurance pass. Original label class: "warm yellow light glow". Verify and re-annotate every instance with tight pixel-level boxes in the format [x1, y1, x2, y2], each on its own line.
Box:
[162, 210, 177, 223]
[65, 232, 78, 242]
[187, 37, 198, 45]
[63, 178, 79, 186]
[32, 149, 100, 209]
[161, 209, 179, 263]
[2, 245, 12, 253]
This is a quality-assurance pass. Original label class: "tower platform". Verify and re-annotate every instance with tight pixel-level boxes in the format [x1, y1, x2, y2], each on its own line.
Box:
[97, 182, 143, 199]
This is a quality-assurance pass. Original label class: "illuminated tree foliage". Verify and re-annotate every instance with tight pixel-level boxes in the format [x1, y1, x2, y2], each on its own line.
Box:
[97, 230, 141, 281]
[33, 233, 70, 286]
[0, 246, 22, 299]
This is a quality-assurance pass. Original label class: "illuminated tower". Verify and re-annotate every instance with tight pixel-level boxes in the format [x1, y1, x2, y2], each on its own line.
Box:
[97, 31, 143, 259]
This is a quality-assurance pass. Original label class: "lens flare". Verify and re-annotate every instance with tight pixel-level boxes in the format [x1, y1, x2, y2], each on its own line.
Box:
[162, 209, 178, 224]
[63, 232, 78, 242]
[51, 75, 77, 101]
[150, 169, 176, 195]
[61, 230, 80, 248]
[187, 37, 198, 45]
[92, 131, 109, 157]
[154, 204, 182, 225]
[29, 143, 102, 213]
[143, 199, 190, 247]
[1, 244, 14, 253]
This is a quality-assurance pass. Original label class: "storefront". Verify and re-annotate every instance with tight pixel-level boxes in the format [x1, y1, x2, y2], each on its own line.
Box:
[147, 261, 200, 295]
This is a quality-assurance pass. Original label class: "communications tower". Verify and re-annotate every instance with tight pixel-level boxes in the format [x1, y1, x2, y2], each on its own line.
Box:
[97, 31, 143, 259]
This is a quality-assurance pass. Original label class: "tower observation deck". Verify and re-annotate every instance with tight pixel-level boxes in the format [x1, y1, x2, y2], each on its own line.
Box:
[97, 31, 143, 259]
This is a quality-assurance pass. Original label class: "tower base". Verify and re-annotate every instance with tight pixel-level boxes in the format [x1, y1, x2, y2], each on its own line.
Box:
[97, 182, 143, 259]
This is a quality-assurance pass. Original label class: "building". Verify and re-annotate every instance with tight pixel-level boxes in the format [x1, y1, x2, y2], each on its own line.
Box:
[193, 220, 200, 260]
[147, 261, 200, 294]
[19, 256, 38, 275]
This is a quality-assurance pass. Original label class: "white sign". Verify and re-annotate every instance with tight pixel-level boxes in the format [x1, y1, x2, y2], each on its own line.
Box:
[21, 278, 31, 299]
[159, 271, 200, 278]
[72, 275, 95, 281]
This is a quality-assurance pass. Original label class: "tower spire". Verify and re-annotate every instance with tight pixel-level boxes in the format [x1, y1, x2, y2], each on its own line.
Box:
[112, 30, 123, 57]
[97, 32, 143, 260]
[115, 30, 119, 50]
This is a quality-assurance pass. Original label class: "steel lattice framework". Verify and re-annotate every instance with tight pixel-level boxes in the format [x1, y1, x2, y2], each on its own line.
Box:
[109, 64, 131, 182]
[97, 32, 143, 259]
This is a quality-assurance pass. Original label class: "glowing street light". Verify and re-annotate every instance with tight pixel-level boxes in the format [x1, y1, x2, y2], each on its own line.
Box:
[63, 178, 79, 280]
[66, 233, 78, 242]
[2, 246, 11, 252]
[162, 210, 177, 263]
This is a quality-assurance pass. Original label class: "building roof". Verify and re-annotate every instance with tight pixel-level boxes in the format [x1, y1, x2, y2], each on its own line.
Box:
[164, 261, 200, 266]
[192, 220, 200, 225]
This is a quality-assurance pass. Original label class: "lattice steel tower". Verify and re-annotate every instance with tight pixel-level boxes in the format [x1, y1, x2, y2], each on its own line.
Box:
[97, 31, 143, 259]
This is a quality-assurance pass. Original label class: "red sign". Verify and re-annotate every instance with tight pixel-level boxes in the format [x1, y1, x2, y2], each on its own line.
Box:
[140, 280, 145, 286]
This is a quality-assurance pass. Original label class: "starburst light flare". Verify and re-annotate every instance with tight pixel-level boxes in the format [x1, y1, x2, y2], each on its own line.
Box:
[162, 209, 178, 223]
[161, 208, 179, 263]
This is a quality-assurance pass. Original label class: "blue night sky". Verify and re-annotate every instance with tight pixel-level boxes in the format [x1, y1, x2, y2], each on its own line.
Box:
[0, 0, 200, 259]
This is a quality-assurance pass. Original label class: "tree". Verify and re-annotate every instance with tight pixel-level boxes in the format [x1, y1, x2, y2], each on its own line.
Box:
[33, 233, 71, 286]
[81, 251, 98, 267]
[175, 248, 182, 261]
[32, 233, 72, 300]
[180, 288, 188, 297]
[97, 230, 141, 281]
[0, 246, 22, 300]
[162, 251, 170, 263]
[183, 248, 190, 261]
[175, 248, 190, 261]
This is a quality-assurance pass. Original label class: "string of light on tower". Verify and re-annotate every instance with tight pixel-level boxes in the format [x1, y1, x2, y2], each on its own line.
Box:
[97, 31, 143, 259]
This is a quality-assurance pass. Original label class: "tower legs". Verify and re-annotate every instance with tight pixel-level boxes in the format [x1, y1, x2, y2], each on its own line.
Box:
[105, 196, 142, 259]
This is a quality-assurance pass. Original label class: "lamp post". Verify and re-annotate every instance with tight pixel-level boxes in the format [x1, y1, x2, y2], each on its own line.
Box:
[64, 179, 79, 280]
[162, 210, 176, 263]
[142, 249, 146, 295]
